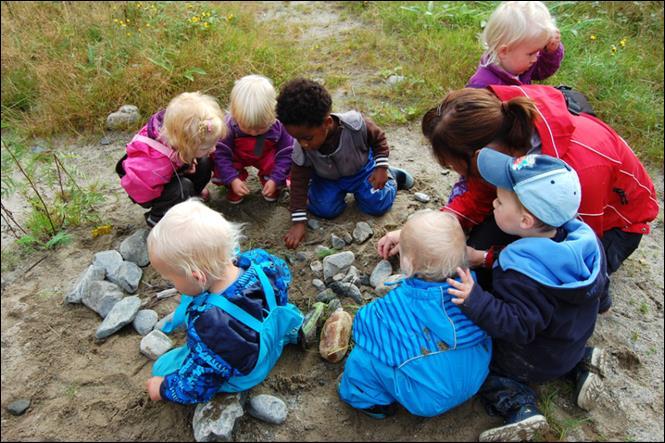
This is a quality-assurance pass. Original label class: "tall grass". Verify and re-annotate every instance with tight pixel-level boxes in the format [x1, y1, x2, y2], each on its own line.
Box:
[1, 1, 300, 137]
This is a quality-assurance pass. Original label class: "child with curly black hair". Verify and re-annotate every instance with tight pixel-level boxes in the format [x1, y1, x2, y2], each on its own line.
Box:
[276, 78, 413, 249]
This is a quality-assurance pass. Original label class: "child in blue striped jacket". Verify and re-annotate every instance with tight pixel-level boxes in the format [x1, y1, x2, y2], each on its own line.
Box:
[338, 210, 491, 418]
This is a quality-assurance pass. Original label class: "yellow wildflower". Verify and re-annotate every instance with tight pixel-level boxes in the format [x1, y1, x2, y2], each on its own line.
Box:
[192, 16, 200, 23]
[590, 35, 596, 41]
[620, 38, 627, 48]
[127, 32, 132, 37]
[146, 23, 151, 27]
[227, 14, 234, 21]
[203, 22, 209, 28]
[91, 224, 113, 238]
[611, 45, 617, 55]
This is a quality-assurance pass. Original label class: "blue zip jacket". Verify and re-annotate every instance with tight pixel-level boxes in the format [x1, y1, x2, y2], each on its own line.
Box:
[460, 219, 609, 383]
[159, 249, 291, 404]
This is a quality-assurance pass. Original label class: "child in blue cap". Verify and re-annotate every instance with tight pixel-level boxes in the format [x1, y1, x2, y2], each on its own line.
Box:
[447, 149, 610, 442]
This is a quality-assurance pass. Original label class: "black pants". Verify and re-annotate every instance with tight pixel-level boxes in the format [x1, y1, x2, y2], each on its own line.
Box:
[117, 155, 212, 225]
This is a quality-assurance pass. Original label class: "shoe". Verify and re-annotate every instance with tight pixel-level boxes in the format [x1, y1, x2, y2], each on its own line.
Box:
[575, 369, 604, 411]
[388, 166, 414, 190]
[144, 213, 160, 228]
[358, 403, 398, 420]
[226, 190, 244, 205]
[580, 346, 608, 377]
[479, 405, 548, 442]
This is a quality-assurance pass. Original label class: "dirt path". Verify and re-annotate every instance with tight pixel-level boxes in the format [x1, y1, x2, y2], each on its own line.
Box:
[2, 2, 663, 441]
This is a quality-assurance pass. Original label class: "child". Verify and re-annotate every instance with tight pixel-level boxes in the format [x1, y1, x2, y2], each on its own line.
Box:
[212, 74, 294, 204]
[338, 210, 491, 419]
[447, 149, 610, 441]
[276, 78, 414, 249]
[467, 1, 563, 88]
[116, 92, 225, 227]
[145, 199, 304, 404]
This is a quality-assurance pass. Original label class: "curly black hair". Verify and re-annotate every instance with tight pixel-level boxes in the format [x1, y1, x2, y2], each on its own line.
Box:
[276, 78, 332, 127]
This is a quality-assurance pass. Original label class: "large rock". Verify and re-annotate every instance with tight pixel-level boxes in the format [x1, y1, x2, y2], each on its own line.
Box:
[370, 260, 393, 289]
[93, 250, 123, 276]
[65, 264, 106, 304]
[133, 309, 159, 336]
[81, 280, 124, 318]
[106, 105, 140, 130]
[95, 296, 142, 339]
[140, 329, 174, 359]
[322, 251, 355, 282]
[119, 229, 150, 267]
[107, 260, 142, 293]
[319, 309, 352, 363]
[247, 395, 288, 425]
[352, 222, 373, 244]
[193, 393, 247, 442]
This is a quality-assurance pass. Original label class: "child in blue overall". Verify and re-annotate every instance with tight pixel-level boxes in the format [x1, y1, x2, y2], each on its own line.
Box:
[145, 199, 303, 404]
[275, 78, 414, 249]
[338, 210, 491, 418]
[447, 149, 610, 441]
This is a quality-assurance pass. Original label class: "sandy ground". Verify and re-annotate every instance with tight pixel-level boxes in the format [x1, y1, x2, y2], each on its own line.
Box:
[2, 2, 664, 441]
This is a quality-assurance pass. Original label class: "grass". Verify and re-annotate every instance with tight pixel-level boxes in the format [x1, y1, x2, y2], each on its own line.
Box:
[538, 381, 591, 441]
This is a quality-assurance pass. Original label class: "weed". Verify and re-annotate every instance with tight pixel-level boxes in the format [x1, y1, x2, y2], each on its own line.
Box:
[64, 384, 78, 399]
[639, 302, 649, 315]
[316, 247, 335, 259]
[631, 331, 640, 342]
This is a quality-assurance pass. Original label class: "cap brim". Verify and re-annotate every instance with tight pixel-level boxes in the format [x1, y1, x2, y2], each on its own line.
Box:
[477, 148, 514, 190]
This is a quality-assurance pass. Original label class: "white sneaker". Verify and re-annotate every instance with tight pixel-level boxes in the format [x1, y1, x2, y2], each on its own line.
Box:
[479, 414, 549, 442]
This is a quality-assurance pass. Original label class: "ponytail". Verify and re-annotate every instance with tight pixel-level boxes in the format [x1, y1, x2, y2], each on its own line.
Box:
[500, 97, 538, 154]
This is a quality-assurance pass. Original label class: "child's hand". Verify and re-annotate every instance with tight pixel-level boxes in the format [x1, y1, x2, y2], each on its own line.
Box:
[377, 229, 401, 259]
[447, 267, 474, 305]
[369, 167, 389, 190]
[146, 376, 164, 401]
[262, 179, 277, 198]
[466, 246, 487, 268]
[231, 178, 250, 197]
[184, 158, 198, 175]
[284, 222, 306, 249]
[545, 29, 561, 53]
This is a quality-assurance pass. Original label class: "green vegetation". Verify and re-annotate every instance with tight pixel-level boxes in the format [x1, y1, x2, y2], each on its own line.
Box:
[538, 381, 590, 441]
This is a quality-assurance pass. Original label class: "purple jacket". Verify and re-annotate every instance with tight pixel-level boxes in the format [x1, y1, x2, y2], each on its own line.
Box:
[213, 116, 294, 186]
[466, 43, 564, 88]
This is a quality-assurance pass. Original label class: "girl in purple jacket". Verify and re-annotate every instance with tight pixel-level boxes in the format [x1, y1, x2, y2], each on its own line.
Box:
[467, 1, 564, 88]
[116, 92, 226, 227]
[212, 74, 294, 204]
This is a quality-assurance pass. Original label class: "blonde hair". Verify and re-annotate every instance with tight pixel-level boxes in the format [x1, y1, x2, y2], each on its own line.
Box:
[481, 1, 558, 65]
[160, 92, 226, 163]
[229, 74, 276, 132]
[147, 199, 243, 281]
[399, 210, 467, 281]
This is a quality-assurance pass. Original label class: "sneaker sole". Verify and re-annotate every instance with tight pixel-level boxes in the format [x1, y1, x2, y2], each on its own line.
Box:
[479, 415, 548, 442]
[227, 198, 244, 205]
[577, 372, 604, 411]
[588, 347, 608, 377]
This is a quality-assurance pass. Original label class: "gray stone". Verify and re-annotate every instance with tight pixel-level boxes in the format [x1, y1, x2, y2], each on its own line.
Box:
[100, 136, 112, 145]
[315, 288, 337, 303]
[65, 264, 106, 304]
[156, 287, 178, 300]
[193, 393, 245, 442]
[155, 311, 185, 333]
[93, 250, 123, 276]
[106, 104, 139, 130]
[329, 282, 362, 304]
[7, 399, 30, 416]
[312, 279, 326, 292]
[119, 229, 150, 267]
[307, 219, 320, 230]
[343, 266, 361, 286]
[326, 298, 342, 315]
[322, 251, 355, 282]
[352, 222, 373, 244]
[140, 329, 174, 359]
[133, 309, 159, 336]
[287, 252, 309, 266]
[341, 231, 353, 245]
[95, 296, 141, 339]
[386, 74, 405, 85]
[107, 260, 143, 293]
[370, 260, 393, 289]
[310, 260, 323, 274]
[331, 234, 345, 250]
[81, 280, 124, 318]
[414, 192, 431, 203]
[332, 272, 345, 282]
[247, 394, 288, 425]
[30, 145, 47, 154]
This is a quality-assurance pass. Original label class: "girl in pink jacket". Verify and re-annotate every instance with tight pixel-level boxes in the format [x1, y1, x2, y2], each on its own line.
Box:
[116, 92, 226, 227]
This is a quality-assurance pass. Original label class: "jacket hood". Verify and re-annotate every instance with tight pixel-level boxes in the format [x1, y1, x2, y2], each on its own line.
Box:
[498, 219, 603, 295]
[146, 110, 166, 140]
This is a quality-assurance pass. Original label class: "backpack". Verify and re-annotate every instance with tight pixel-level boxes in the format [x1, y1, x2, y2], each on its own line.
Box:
[554, 85, 596, 116]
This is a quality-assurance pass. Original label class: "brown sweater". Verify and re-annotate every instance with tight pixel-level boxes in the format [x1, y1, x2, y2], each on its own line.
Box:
[289, 114, 390, 221]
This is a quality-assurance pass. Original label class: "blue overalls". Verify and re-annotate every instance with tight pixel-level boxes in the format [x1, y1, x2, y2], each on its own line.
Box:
[152, 264, 303, 393]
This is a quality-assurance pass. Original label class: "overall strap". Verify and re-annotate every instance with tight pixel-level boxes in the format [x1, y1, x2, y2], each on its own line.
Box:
[205, 295, 263, 333]
[162, 294, 193, 334]
[133, 134, 178, 160]
[253, 264, 277, 312]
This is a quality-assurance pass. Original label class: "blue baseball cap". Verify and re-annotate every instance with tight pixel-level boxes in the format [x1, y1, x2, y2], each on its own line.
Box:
[477, 148, 581, 227]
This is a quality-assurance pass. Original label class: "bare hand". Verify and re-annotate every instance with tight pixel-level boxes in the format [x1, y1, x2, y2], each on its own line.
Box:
[284, 222, 306, 249]
[184, 158, 198, 175]
[466, 246, 487, 268]
[262, 179, 278, 198]
[369, 167, 389, 190]
[231, 178, 250, 197]
[447, 267, 474, 305]
[377, 229, 401, 259]
[146, 376, 164, 401]
[545, 29, 561, 53]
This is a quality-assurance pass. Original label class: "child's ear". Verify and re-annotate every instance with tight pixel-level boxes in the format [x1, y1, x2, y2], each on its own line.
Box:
[192, 270, 207, 288]
[497, 44, 510, 60]
[520, 211, 536, 230]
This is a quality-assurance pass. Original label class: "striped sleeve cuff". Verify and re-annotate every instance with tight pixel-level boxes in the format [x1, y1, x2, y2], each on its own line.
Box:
[291, 210, 308, 223]
[374, 156, 389, 168]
